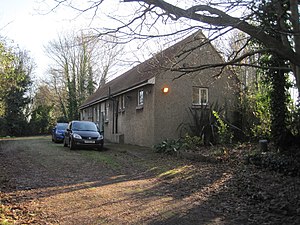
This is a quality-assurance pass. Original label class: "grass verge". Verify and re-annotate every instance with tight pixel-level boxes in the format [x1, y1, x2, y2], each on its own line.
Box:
[78, 150, 121, 169]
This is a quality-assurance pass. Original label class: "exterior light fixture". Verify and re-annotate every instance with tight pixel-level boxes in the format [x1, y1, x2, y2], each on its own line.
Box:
[162, 87, 169, 94]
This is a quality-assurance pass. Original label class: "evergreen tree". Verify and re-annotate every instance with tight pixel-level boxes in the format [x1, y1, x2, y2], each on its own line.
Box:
[0, 45, 33, 136]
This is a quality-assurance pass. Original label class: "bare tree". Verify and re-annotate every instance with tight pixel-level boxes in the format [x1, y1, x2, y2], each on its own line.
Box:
[91, 34, 124, 86]
[44, 30, 122, 120]
[43, 68, 68, 119]
[47, 0, 300, 96]
[45, 31, 95, 120]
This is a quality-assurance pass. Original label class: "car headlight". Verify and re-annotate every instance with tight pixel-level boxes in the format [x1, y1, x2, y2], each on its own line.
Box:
[73, 133, 82, 139]
[97, 135, 103, 140]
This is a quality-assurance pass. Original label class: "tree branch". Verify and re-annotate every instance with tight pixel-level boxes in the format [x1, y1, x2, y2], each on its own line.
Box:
[123, 0, 300, 67]
[170, 47, 291, 81]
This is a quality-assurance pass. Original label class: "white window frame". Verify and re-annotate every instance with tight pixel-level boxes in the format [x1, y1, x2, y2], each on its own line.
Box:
[192, 87, 209, 105]
[96, 104, 100, 122]
[82, 109, 87, 120]
[105, 102, 109, 121]
[119, 95, 125, 110]
[88, 108, 92, 119]
[100, 102, 106, 124]
[137, 89, 144, 106]
[93, 107, 96, 121]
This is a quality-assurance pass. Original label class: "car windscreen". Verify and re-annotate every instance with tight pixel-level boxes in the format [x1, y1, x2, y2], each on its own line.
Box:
[72, 122, 97, 131]
[57, 124, 68, 130]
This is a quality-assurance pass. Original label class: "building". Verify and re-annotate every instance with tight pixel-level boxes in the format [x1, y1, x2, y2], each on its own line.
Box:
[79, 31, 238, 147]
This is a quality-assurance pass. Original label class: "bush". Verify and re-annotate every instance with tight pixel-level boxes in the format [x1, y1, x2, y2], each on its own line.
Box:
[181, 134, 203, 150]
[178, 103, 225, 145]
[288, 101, 300, 138]
[154, 135, 204, 154]
[154, 139, 182, 155]
[213, 111, 234, 144]
[246, 152, 300, 176]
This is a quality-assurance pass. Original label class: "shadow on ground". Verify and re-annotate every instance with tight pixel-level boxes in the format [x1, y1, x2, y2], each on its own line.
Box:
[0, 137, 299, 224]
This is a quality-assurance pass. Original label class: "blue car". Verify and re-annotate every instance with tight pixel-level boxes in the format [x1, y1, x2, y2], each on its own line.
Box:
[52, 123, 68, 143]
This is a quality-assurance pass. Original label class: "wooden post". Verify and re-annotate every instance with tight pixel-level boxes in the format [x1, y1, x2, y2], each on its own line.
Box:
[259, 140, 268, 152]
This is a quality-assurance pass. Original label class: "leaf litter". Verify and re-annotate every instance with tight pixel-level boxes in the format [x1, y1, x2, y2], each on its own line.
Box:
[0, 138, 299, 224]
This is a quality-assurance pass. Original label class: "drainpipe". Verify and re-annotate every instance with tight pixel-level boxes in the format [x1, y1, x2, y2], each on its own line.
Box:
[108, 87, 114, 134]
[115, 100, 118, 134]
[112, 100, 115, 134]
[108, 86, 118, 134]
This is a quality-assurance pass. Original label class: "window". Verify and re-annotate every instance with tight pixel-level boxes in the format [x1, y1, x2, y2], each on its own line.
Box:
[100, 103, 105, 121]
[82, 109, 87, 120]
[93, 107, 96, 121]
[119, 95, 125, 111]
[138, 89, 144, 106]
[192, 87, 208, 105]
[105, 102, 109, 121]
[88, 108, 92, 120]
[96, 104, 100, 122]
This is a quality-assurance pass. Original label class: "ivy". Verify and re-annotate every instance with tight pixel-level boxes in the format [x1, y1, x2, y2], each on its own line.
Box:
[213, 111, 233, 144]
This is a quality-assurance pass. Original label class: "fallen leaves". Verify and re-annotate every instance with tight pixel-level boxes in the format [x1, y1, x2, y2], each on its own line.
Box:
[0, 138, 300, 224]
[0, 193, 39, 224]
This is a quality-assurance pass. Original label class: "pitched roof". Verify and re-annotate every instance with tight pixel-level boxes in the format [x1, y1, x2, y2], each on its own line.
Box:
[80, 31, 204, 109]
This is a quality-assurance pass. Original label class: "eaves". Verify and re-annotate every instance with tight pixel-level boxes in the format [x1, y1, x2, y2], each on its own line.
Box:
[79, 77, 155, 110]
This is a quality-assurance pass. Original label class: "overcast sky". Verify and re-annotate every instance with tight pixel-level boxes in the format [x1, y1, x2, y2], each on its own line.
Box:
[1, 0, 174, 84]
[0, 0, 161, 82]
[0, 0, 92, 80]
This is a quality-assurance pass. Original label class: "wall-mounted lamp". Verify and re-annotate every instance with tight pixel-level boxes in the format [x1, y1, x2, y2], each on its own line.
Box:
[162, 86, 169, 94]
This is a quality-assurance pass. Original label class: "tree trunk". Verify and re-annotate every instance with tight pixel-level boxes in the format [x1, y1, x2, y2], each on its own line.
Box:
[270, 68, 288, 148]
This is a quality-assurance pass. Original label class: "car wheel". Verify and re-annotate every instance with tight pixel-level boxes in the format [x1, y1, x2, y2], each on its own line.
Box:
[63, 138, 68, 147]
[97, 143, 103, 151]
[69, 139, 76, 150]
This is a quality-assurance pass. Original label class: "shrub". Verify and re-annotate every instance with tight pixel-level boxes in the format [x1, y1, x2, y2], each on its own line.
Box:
[154, 139, 182, 155]
[154, 135, 204, 154]
[213, 111, 233, 144]
[287, 101, 300, 138]
[181, 134, 203, 150]
[246, 152, 300, 176]
[178, 103, 224, 145]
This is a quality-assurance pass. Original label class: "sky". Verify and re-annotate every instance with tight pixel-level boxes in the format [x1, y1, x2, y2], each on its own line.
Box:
[0, 0, 167, 82]
[1, 1, 299, 100]
[0, 0, 199, 83]
[0, 0, 93, 80]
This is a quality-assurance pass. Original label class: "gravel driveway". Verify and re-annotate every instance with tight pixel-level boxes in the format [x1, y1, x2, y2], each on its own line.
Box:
[0, 136, 299, 224]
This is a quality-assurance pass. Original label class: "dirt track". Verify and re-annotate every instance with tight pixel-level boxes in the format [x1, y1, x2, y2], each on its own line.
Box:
[0, 136, 299, 224]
